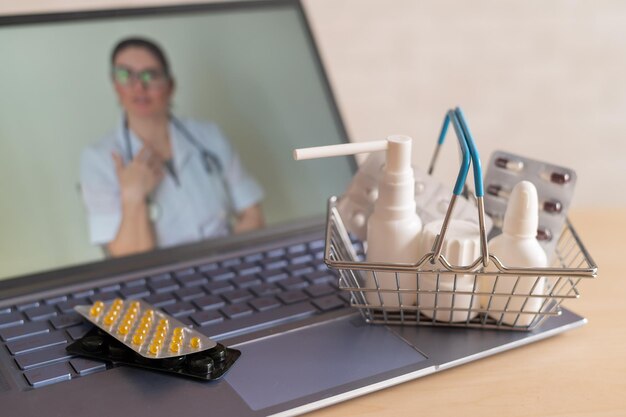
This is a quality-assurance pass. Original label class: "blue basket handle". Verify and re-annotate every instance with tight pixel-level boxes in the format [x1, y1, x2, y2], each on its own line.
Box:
[431, 107, 490, 267]
[454, 107, 484, 197]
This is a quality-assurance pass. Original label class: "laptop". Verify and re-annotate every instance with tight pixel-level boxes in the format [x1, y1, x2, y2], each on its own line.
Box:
[0, 1, 586, 416]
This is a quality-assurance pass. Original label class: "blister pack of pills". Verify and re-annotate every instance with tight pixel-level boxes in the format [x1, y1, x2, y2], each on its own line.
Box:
[68, 299, 240, 380]
[337, 152, 492, 241]
[484, 150, 577, 258]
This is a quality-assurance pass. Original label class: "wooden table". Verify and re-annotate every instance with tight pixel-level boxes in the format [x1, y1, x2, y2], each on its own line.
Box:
[309, 208, 626, 417]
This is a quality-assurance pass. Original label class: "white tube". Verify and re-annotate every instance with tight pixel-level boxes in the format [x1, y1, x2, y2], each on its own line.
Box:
[293, 140, 387, 161]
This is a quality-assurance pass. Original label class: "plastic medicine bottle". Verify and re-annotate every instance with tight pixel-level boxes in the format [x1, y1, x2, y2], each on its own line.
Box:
[483, 181, 548, 326]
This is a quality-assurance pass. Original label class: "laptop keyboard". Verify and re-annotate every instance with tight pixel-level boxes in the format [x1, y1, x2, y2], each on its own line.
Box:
[0, 236, 364, 389]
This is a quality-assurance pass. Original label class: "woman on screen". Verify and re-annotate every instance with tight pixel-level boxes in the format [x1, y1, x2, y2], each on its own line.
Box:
[80, 37, 264, 257]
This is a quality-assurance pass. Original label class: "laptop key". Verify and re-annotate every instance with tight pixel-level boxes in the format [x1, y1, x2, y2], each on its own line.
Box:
[17, 301, 40, 311]
[305, 271, 337, 285]
[177, 273, 208, 287]
[15, 345, 74, 370]
[312, 295, 345, 312]
[249, 296, 281, 312]
[24, 305, 57, 321]
[0, 321, 49, 342]
[232, 263, 262, 276]
[57, 298, 92, 314]
[124, 277, 146, 287]
[143, 293, 177, 307]
[221, 303, 253, 319]
[204, 281, 234, 295]
[279, 277, 309, 290]
[70, 357, 107, 376]
[278, 290, 309, 305]
[309, 238, 325, 250]
[232, 275, 261, 289]
[174, 286, 206, 301]
[44, 295, 67, 305]
[250, 283, 281, 297]
[286, 253, 313, 265]
[244, 253, 264, 263]
[119, 285, 151, 300]
[258, 270, 288, 283]
[0, 312, 24, 329]
[305, 284, 335, 298]
[71, 289, 94, 298]
[149, 273, 171, 282]
[193, 295, 225, 311]
[198, 262, 219, 272]
[190, 310, 223, 327]
[50, 313, 84, 330]
[148, 279, 179, 294]
[266, 247, 286, 258]
[222, 289, 253, 304]
[201, 302, 318, 340]
[6, 331, 67, 355]
[259, 257, 288, 270]
[221, 257, 242, 268]
[288, 243, 307, 254]
[284, 265, 314, 277]
[162, 302, 196, 318]
[67, 324, 92, 341]
[178, 316, 195, 327]
[173, 267, 196, 278]
[207, 268, 236, 281]
[24, 362, 73, 388]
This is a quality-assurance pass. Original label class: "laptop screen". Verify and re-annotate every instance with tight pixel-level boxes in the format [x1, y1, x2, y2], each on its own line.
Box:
[0, 1, 354, 280]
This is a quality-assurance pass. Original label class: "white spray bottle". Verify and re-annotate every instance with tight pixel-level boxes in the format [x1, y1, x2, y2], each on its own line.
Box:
[483, 180, 548, 326]
[294, 136, 423, 308]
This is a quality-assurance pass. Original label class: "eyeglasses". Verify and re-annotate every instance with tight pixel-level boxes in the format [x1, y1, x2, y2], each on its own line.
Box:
[112, 66, 169, 88]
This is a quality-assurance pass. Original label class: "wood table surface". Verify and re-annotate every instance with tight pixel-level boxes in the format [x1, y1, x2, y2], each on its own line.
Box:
[308, 208, 626, 417]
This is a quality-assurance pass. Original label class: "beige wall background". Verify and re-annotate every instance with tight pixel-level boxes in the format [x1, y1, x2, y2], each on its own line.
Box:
[3, 0, 625, 208]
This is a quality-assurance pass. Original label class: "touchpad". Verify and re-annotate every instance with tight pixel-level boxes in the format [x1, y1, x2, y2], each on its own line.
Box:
[225, 316, 427, 411]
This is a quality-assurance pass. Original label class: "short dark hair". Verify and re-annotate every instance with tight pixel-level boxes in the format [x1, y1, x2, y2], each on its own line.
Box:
[111, 37, 171, 77]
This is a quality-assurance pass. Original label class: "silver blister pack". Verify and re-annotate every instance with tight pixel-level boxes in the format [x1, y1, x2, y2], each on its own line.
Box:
[484, 150, 577, 258]
[337, 152, 492, 241]
[75, 299, 217, 359]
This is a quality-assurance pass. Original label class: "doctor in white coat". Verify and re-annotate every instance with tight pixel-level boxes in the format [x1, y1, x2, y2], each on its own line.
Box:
[80, 37, 264, 257]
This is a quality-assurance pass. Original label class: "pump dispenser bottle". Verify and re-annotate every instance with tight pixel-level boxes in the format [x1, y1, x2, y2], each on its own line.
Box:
[482, 181, 548, 326]
[294, 136, 423, 308]
[365, 136, 422, 307]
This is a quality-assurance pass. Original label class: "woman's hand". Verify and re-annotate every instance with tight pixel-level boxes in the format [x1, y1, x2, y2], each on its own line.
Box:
[112, 146, 164, 204]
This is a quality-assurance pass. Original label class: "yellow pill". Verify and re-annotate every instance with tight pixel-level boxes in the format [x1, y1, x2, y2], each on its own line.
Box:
[125, 311, 137, 319]
[148, 344, 161, 355]
[154, 329, 166, 339]
[159, 318, 169, 327]
[130, 301, 141, 309]
[169, 341, 180, 353]
[118, 324, 130, 335]
[190, 337, 201, 349]
[132, 333, 144, 345]
[103, 315, 117, 326]
[89, 305, 102, 317]
[173, 327, 184, 336]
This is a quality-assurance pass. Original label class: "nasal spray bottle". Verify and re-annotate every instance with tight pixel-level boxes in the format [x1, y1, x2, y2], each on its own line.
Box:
[294, 136, 422, 308]
[483, 180, 548, 326]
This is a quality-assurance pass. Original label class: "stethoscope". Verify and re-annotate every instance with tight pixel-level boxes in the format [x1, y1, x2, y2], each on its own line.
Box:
[122, 114, 233, 222]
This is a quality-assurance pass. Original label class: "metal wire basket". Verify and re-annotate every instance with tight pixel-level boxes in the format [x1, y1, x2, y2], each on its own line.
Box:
[324, 108, 598, 331]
